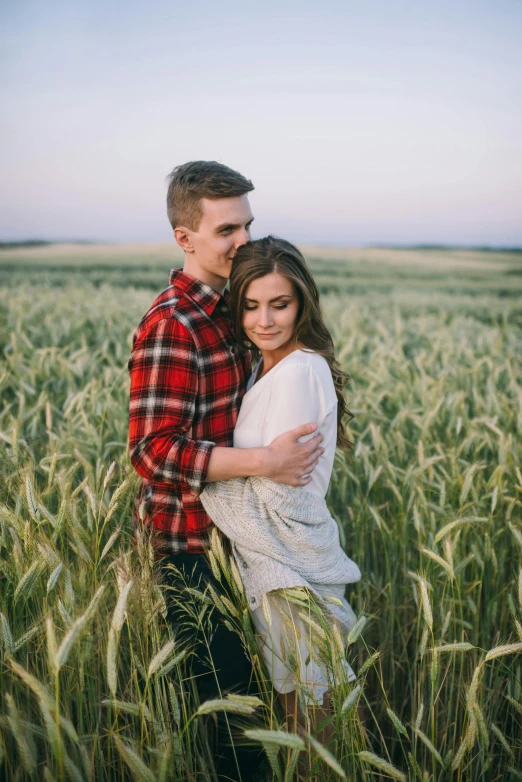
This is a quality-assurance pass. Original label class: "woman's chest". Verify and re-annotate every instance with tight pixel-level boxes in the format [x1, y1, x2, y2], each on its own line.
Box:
[233, 379, 272, 448]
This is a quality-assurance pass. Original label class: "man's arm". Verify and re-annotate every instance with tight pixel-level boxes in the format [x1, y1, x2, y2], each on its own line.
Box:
[128, 317, 215, 494]
[128, 317, 323, 492]
[205, 422, 323, 487]
[207, 362, 327, 486]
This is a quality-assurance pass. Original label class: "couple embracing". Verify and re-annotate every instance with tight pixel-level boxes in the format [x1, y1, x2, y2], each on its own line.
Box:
[128, 161, 361, 779]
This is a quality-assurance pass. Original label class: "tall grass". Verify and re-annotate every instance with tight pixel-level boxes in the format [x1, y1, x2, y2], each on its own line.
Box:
[0, 272, 521, 779]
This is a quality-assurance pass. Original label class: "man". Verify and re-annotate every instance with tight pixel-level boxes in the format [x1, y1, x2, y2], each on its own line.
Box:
[128, 161, 323, 779]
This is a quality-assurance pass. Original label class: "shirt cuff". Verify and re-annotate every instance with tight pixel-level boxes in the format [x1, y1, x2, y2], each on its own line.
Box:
[174, 437, 215, 496]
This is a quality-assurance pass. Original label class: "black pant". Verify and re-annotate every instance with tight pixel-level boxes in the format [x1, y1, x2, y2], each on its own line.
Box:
[162, 552, 266, 781]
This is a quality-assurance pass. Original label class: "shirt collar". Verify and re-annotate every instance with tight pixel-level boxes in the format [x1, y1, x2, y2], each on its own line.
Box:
[169, 268, 229, 316]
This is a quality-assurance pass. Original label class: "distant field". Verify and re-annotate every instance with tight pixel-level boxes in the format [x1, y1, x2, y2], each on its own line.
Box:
[2, 242, 521, 300]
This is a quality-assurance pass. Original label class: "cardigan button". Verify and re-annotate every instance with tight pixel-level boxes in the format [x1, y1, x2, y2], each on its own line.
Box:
[250, 597, 255, 604]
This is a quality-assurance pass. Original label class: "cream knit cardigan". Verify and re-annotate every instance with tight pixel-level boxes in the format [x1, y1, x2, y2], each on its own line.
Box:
[200, 477, 361, 633]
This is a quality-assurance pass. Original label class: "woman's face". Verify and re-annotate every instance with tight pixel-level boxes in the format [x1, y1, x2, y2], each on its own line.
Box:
[242, 272, 300, 352]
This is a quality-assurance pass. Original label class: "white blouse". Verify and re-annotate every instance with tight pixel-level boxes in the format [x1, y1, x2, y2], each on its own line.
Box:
[233, 349, 356, 701]
[233, 349, 338, 498]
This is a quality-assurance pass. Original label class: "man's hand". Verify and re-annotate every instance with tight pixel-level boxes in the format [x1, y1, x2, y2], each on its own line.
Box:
[264, 423, 324, 486]
[204, 424, 323, 485]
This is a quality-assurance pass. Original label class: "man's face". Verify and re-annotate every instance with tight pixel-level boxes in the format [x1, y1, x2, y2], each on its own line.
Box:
[186, 195, 254, 289]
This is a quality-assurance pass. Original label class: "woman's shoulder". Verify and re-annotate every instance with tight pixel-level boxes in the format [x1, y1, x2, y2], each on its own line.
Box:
[272, 350, 336, 405]
[276, 349, 332, 379]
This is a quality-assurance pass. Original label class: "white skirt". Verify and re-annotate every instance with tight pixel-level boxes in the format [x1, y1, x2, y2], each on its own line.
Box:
[251, 590, 356, 707]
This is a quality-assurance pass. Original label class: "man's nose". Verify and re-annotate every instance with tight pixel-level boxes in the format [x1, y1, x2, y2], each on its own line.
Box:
[235, 228, 250, 247]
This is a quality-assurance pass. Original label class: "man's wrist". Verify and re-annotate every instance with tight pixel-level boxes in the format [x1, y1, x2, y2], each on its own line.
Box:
[253, 446, 272, 478]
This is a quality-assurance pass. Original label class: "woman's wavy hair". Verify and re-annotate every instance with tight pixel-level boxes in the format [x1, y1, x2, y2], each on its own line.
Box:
[229, 235, 353, 453]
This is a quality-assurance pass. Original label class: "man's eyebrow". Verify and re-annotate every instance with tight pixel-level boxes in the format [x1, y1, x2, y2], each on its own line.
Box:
[215, 217, 255, 232]
[244, 294, 293, 303]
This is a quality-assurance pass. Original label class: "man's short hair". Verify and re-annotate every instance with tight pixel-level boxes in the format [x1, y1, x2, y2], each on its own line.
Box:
[166, 161, 254, 231]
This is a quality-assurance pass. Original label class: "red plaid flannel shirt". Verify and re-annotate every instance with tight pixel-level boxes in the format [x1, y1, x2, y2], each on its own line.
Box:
[128, 269, 251, 553]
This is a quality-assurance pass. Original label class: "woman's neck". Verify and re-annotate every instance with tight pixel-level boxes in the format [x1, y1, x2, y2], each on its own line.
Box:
[259, 343, 300, 377]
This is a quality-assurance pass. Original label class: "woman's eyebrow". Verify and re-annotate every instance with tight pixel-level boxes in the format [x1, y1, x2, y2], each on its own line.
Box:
[244, 294, 293, 303]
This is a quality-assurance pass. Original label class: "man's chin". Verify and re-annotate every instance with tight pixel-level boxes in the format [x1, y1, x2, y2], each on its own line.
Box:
[222, 259, 234, 278]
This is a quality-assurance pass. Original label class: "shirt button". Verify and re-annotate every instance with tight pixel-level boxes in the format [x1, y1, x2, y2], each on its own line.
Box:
[250, 597, 255, 604]
[242, 561, 248, 569]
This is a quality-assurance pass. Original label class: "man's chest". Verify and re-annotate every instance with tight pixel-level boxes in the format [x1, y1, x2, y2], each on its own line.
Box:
[190, 314, 250, 425]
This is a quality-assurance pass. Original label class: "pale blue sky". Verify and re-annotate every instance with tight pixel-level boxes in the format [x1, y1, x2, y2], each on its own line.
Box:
[2, 0, 521, 245]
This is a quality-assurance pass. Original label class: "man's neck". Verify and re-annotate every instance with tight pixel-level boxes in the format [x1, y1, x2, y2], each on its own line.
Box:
[183, 258, 227, 295]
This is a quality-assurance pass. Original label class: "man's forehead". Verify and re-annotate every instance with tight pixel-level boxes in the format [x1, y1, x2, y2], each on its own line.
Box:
[200, 195, 253, 224]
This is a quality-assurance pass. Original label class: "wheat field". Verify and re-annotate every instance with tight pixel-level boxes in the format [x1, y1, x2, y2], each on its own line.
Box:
[0, 244, 521, 780]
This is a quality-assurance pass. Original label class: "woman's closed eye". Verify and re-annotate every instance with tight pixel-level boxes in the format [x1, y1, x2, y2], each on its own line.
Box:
[244, 304, 288, 311]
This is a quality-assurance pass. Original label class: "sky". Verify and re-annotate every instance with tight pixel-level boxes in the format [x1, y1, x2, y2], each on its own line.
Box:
[1, 0, 522, 246]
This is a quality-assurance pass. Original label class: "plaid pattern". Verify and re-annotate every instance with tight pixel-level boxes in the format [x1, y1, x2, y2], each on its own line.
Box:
[128, 269, 250, 553]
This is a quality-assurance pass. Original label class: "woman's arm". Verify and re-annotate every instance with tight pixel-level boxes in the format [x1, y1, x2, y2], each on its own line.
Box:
[261, 362, 327, 447]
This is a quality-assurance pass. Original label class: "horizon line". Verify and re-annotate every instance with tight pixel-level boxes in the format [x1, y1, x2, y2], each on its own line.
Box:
[1, 239, 521, 253]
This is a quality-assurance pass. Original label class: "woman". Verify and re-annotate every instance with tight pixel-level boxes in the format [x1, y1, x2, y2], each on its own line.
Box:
[200, 236, 360, 733]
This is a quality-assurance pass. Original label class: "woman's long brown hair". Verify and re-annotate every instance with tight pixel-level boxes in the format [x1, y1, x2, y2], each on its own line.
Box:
[229, 235, 353, 453]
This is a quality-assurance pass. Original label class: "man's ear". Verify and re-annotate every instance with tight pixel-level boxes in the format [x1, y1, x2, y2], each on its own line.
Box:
[174, 226, 194, 253]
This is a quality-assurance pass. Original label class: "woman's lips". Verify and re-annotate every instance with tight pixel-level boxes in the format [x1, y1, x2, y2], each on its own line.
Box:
[253, 333, 279, 339]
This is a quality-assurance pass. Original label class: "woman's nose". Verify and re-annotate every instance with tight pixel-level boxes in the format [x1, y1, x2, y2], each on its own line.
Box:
[258, 307, 274, 328]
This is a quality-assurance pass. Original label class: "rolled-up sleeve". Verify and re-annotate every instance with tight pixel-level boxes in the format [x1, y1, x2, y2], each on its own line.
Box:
[128, 317, 215, 494]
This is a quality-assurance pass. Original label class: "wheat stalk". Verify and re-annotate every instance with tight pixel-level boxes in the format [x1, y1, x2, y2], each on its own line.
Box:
[359, 751, 406, 781]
